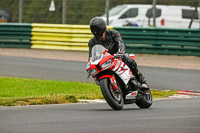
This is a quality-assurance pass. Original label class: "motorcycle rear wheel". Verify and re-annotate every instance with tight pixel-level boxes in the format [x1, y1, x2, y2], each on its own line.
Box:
[136, 89, 152, 108]
[99, 78, 124, 110]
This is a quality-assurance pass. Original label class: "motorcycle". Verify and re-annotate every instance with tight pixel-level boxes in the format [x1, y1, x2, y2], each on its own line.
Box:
[86, 45, 152, 110]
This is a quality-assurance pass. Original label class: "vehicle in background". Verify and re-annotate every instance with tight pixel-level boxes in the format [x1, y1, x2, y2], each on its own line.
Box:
[0, 9, 12, 23]
[100, 4, 199, 29]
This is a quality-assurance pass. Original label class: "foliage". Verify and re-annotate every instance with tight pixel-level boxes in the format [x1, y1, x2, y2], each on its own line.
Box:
[0, 0, 198, 24]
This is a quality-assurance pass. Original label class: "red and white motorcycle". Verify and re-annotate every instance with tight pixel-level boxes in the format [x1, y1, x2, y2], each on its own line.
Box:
[86, 45, 152, 110]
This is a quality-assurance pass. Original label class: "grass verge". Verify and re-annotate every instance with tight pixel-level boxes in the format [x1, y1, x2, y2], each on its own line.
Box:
[0, 77, 177, 106]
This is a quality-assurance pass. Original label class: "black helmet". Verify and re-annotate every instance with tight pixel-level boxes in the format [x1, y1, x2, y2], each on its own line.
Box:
[90, 17, 106, 38]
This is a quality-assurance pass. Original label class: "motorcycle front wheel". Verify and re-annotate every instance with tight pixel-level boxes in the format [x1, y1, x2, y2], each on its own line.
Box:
[99, 78, 124, 110]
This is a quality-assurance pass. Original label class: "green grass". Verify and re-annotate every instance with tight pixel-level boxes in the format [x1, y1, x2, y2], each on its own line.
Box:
[151, 90, 178, 98]
[0, 77, 177, 106]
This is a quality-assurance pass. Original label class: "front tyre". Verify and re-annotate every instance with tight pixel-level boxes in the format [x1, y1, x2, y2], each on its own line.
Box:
[99, 78, 124, 110]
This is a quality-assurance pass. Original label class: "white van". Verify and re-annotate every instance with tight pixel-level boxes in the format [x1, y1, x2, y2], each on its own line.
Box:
[100, 4, 200, 29]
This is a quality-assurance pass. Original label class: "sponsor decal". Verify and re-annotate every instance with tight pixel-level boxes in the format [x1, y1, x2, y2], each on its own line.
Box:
[125, 91, 138, 99]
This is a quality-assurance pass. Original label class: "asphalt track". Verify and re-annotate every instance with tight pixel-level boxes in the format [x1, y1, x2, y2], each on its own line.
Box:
[0, 55, 200, 91]
[0, 98, 200, 133]
[0, 56, 200, 133]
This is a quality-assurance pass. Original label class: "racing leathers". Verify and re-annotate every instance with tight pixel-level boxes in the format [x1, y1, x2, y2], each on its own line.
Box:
[88, 30, 146, 84]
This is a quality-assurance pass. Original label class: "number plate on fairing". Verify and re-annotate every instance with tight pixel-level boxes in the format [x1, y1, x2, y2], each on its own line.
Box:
[125, 91, 138, 99]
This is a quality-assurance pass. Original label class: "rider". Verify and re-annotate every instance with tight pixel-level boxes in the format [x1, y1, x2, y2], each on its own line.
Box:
[88, 17, 148, 88]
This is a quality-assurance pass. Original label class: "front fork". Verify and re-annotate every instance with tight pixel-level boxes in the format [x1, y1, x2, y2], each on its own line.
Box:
[98, 74, 139, 92]
[98, 75, 118, 91]
[98, 74, 141, 101]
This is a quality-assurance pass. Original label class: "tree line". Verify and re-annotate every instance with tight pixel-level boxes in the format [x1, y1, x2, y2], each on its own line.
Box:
[0, 0, 198, 24]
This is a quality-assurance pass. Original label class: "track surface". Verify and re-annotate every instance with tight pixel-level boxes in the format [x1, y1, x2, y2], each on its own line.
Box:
[0, 56, 199, 91]
[0, 98, 200, 133]
[0, 55, 200, 133]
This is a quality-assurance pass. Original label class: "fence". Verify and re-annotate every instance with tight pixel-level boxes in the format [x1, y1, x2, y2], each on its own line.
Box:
[0, 23, 32, 48]
[31, 23, 93, 51]
[0, 23, 113, 51]
[0, 23, 200, 56]
[31, 23, 113, 51]
[115, 27, 200, 56]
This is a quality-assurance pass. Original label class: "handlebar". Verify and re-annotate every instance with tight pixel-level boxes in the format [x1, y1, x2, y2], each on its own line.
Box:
[114, 54, 124, 59]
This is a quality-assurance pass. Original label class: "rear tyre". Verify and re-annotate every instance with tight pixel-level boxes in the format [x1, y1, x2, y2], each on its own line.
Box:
[136, 88, 152, 108]
[99, 78, 124, 110]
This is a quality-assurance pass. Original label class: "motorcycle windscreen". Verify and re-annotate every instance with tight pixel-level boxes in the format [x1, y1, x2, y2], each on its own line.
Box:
[91, 45, 109, 61]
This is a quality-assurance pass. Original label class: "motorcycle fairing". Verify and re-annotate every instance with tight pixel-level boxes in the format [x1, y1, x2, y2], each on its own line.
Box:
[91, 55, 103, 65]
[111, 59, 132, 85]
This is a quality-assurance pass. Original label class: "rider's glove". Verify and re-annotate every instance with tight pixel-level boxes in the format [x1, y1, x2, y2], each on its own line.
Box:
[117, 41, 125, 54]
[117, 48, 125, 54]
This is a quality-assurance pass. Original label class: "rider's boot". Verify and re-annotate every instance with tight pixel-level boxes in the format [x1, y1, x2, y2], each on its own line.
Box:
[122, 55, 149, 90]
[130, 61, 149, 90]
[135, 70, 149, 90]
